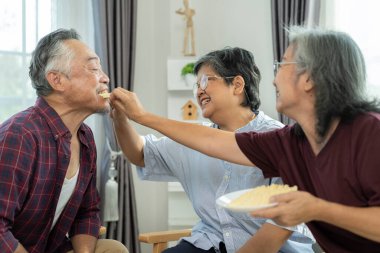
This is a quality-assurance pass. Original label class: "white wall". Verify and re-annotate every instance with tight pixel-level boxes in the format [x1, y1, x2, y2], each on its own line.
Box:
[133, 1, 171, 252]
[134, 0, 276, 252]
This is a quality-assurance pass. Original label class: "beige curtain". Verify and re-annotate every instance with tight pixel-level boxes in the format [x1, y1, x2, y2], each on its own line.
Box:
[271, 0, 320, 125]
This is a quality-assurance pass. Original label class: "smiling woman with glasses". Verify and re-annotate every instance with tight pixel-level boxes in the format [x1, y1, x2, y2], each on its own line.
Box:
[192, 49, 261, 112]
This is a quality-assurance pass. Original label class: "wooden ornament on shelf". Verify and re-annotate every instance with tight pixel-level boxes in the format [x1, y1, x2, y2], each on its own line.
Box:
[181, 100, 198, 120]
[176, 0, 196, 56]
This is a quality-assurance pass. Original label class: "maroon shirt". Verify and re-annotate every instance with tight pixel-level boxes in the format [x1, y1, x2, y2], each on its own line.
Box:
[0, 98, 101, 253]
[236, 112, 380, 253]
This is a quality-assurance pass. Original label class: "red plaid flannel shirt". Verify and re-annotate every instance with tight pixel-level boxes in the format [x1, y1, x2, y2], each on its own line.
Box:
[0, 97, 101, 253]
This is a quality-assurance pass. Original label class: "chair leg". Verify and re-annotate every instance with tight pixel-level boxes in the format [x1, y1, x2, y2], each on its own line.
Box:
[153, 242, 168, 253]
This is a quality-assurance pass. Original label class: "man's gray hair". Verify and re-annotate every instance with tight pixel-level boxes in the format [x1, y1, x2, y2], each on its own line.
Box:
[29, 29, 80, 96]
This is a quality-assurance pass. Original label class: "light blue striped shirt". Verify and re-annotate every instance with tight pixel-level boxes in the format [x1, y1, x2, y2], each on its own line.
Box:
[137, 111, 315, 253]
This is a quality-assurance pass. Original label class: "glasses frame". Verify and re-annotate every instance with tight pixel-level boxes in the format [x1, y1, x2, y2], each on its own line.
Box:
[193, 74, 252, 106]
[273, 60, 298, 75]
[193, 74, 235, 97]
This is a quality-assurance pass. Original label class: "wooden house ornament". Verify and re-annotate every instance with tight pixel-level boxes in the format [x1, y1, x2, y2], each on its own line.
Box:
[181, 100, 198, 120]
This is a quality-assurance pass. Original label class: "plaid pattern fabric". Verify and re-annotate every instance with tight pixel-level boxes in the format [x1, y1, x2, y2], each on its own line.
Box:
[0, 97, 101, 253]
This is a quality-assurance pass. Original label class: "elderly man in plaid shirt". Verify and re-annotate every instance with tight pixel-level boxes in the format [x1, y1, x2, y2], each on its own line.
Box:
[0, 29, 128, 253]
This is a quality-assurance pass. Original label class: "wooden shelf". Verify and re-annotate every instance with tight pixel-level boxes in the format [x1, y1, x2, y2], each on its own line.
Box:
[167, 58, 197, 90]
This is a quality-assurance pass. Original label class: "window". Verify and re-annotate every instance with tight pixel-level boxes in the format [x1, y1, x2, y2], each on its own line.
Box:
[327, 0, 380, 98]
[0, 0, 55, 123]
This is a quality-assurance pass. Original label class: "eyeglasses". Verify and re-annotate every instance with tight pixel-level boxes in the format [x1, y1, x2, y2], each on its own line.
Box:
[273, 60, 298, 75]
[193, 74, 252, 106]
[193, 74, 235, 97]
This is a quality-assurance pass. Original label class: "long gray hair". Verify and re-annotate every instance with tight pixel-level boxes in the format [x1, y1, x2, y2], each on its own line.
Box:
[289, 26, 380, 138]
[29, 29, 80, 96]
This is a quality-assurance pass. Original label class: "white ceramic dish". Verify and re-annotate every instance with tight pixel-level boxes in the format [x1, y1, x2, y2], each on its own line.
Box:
[216, 189, 278, 213]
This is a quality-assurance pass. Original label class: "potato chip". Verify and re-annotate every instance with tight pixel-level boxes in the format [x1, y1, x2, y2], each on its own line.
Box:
[99, 92, 110, 99]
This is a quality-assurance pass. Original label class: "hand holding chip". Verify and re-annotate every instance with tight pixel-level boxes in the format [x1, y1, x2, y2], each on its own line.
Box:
[109, 87, 148, 124]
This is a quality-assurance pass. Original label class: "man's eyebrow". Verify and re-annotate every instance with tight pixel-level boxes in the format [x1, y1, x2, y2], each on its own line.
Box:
[87, 56, 99, 62]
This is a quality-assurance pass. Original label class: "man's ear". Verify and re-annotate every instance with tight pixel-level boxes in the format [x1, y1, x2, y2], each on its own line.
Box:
[46, 71, 65, 91]
[232, 75, 245, 95]
[303, 73, 314, 92]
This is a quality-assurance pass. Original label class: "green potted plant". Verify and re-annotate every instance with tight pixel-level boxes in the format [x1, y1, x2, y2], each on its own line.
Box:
[181, 62, 195, 76]
[181, 62, 196, 86]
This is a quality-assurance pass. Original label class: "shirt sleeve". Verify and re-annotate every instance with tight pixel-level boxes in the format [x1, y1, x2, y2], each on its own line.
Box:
[235, 128, 286, 178]
[265, 220, 316, 244]
[0, 129, 35, 252]
[137, 134, 187, 181]
[355, 116, 380, 206]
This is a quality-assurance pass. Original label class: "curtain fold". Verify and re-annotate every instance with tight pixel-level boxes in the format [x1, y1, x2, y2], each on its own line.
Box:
[92, 0, 140, 252]
[271, 0, 320, 125]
